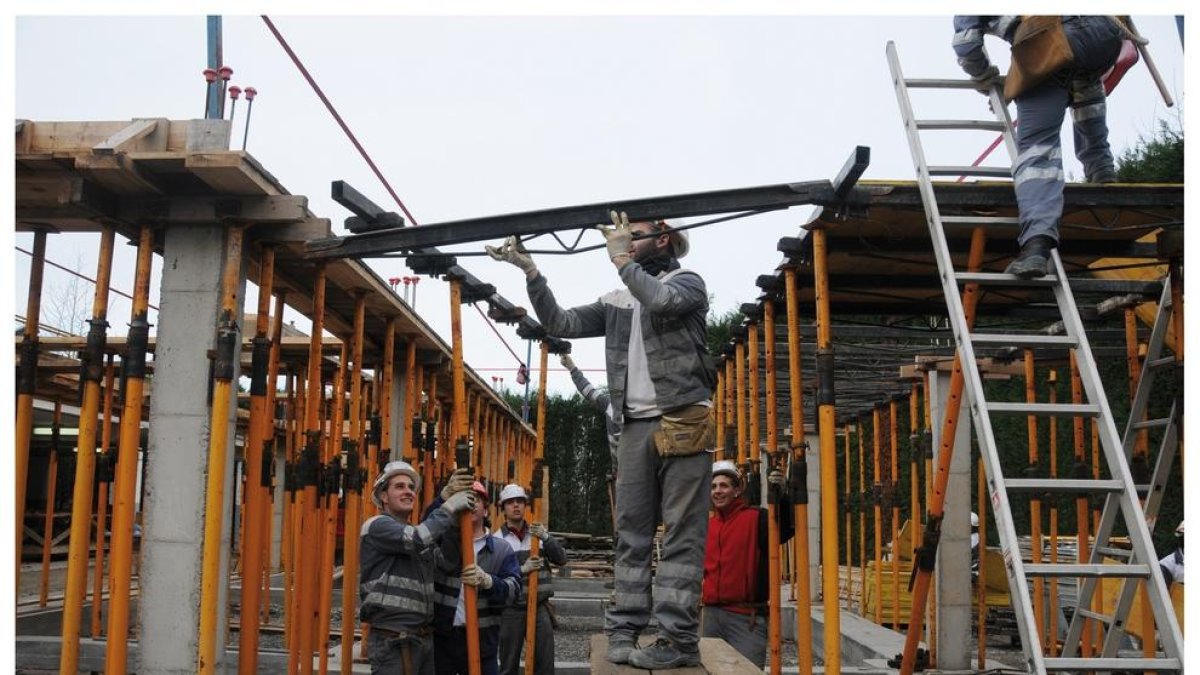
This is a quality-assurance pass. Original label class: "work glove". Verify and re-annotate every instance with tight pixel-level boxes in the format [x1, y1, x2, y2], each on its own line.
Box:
[559, 354, 575, 370]
[520, 556, 544, 575]
[485, 236, 537, 274]
[971, 65, 1002, 94]
[529, 522, 549, 541]
[461, 563, 494, 590]
[596, 210, 634, 262]
[767, 469, 786, 487]
[440, 489, 477, 515]
[440, 467, 475, 501]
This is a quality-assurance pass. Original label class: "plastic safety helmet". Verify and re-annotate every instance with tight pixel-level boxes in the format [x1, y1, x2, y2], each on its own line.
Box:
[711, 460, 742, 486]
[970, 512, 980, 528]
[1176, 521, 1184, 536]
[372, 460, 421, 509]
[499, 483, 528, 505]
[472, 481, 491, 505]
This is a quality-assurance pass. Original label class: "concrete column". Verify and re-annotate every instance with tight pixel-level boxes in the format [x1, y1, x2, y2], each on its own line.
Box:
[805, 431, 821, 600]
[141, 225, 245, 675]
[928, 370, 971, 670]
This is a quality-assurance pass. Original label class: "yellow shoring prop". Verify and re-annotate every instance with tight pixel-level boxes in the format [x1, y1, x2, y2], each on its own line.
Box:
[843, 427, 852, 604]
[724, 359, 735, 461]
[238, 245, 276, 674]
[39, 400, 61, 608]
[104, 225, 155, 675]
[872, 404, 883, 625]
[898, 227, 985, 675]
[317, 343, 349, 674]
[890, 398, 901, 629]
[1048, 369, 1060, 656]
[198, 225, 246, 675]
[60, 226, 115, 672]
[977, 461, 988, 668]
[523, 340, 550, 675]
[749, 320, 761, 472]
[340, 296, 368, 675]
[763, 297, 782, 675]
[783, 266, 813, 675]
[736, 340, 748, 466]
[92, 354, 117, 638]
[16, 228, 48, 591]
[858, 416, 867, 616]
[1025, 351, 1047, 650]
[263, 291, 287, 625]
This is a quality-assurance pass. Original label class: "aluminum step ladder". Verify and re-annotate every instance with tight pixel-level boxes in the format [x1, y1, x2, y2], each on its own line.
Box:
[885, 42, 1182, 674]
[1062, 278, 1181, 658]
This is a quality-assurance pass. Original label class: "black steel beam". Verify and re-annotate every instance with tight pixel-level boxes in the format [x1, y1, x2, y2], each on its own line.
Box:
[305, 179, 865, 259]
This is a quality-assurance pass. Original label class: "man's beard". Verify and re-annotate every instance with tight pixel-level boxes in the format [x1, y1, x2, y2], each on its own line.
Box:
[639, 252, 674, 276]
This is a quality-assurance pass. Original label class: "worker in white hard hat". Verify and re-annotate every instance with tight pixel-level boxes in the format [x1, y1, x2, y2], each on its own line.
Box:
[431, 481, 521, 675]
[701, 459, 793, 668]
[489, 211, 715, 669]
[359, 462, 475, 674]
[493, 484, 568, 675]
[1159, 521, 1184, 586]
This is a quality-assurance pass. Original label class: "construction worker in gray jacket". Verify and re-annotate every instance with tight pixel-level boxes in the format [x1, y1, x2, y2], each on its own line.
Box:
[488, 211, 716, 670]
[359, 462, 476, 674]
[953, 16, 1124, 278]
[494, 484, 569, 675]
[560, 352, 621, 464]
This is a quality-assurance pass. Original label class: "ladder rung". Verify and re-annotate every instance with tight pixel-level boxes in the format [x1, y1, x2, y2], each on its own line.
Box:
[955, 272, 1058, 287]
[1023, 563, 1150, 578]
[916, 119, 1006, 132]
[1074, 608, 1113, 624]
[1094, 545, 1133, 559]
[971, 333, 1077, 348]
[1043, 657, 1181, 672]
[1147, 356, 1179, 370]
[988, 402, 1100, 417]
[928, 165, 1011, 178]
[940, 215, 1021, 228]
[904, 78, 985, 90]
[1005, 479, 1123, 493]
[1132, 417, 1172, 430]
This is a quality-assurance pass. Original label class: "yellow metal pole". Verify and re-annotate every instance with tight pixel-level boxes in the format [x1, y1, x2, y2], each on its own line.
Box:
[843, 428, 851, 604]
[872, 404, 883, 625]
[238, 246, 276, 674]
[1047, 369, 1060, 656]
[318, 343, 349, 674]
[783, 266, 813, 675]
[60, 226, 116, 672]
[736, 340, 748, 466]
[92, 354, 117, 639]
[724, 359, 735, 461]
[449, 278, 482, 675]
[283, 368, 298, 652]
[749, 320, 761, 474]
[890, 398, 900, 629]
[16, 228, 48, 590]
[909, 386, 922, 643]
[715, 368, 726, 456]
[811, 226, 840, 675]
[341, 296, 367, 675]
[763, 297, 782, 675]
[1026, 351, 1046, 648]
[198, 225, 245, 675]
[899, 227, 986, 675]
[524, 341, 550, 675]
[402, 337, 418, 465]
[39, 400, 62, 608]
[263, 290, 287, 624]
[858, 416, 867, 616]
[104, 225, 155, 675]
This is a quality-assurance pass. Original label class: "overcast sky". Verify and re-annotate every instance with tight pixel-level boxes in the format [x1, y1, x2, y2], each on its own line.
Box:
[8, 11, 1188, 398]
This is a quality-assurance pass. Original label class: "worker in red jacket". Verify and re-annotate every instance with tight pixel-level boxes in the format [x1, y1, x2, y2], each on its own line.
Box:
[701, 460, 793, 667]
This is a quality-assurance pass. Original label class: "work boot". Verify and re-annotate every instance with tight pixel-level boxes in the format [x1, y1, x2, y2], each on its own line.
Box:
[606, 633, 637, 665]
[627, 638, 700, 669]
[1004, 235, 1056, 279]
[1087, 168, 1118, 184]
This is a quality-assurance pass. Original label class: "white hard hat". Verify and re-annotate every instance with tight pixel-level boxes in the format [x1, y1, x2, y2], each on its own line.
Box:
[372, 460, 421, 509]
[971, 512, 980, 528]
[662, 219, 689, 259]
[712, 460, 742, 485]
[1176, 521, 1184, 536]
[499, 483, 528, 504]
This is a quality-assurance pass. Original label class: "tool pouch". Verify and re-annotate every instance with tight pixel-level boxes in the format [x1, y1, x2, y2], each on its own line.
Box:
[653, 404, 716, 457]
[1005, 16, 1074, 101]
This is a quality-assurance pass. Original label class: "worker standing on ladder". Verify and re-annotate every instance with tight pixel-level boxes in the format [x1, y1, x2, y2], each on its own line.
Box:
[431, 481, 522, 675]
[359, 462, 476, 674]
[488, 211, 716, 669]
[952, 15, 1124, 278]
[701, 461, 793, 668]
[494, 484, 568, 675]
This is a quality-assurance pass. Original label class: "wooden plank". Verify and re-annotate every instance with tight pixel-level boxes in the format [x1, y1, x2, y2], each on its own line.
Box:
[116, 195, 310, 224]
[697, 638, 762, 674]
[186, 152, 282, 195]
[74, 153, 166, 195]
[92, 118, 165, 155]
[589, 634, 754, 674]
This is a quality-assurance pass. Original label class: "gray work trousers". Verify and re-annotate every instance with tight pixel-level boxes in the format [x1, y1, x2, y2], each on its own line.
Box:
[498, 603, 555, 675]
[367, 627, 434, 675]
[701, 605, 767, 668]
[605, 416, 711, 651]
[1012, 15, 1122, 245]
